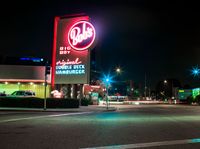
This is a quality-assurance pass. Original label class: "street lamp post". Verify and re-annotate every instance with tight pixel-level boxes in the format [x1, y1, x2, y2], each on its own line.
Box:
[145, 74, 147, 100]
[164, 79, 175, 103]
[163, 80, 167, 100]
[171, 80, 174, 99]
[105, 78, 110, 110]
[102, 75, 112, 110]
[106, 84, 109, 110]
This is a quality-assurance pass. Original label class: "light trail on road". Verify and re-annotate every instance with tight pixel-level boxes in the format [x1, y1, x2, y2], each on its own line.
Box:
[82, 138, 200, 149]
[0, 112, 93, 123]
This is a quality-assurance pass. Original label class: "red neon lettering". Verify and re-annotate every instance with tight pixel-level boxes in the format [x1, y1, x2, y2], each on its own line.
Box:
[56, 58, 82, 66]
[68, 21, 96, 51]
[70, 22, 93, 46]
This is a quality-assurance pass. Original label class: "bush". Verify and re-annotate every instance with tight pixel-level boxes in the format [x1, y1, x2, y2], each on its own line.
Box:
[81, 98, 93, 106]
[0, 97, 79, 108]
[195, 95, 200, 104]
[81, 99, 89, 106]
[47, 98, 79, 108]
[186, 95, 194, 104]
[0, 97, 43, 108]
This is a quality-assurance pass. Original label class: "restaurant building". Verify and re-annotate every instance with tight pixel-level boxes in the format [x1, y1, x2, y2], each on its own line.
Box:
[0, 56, 51, 98]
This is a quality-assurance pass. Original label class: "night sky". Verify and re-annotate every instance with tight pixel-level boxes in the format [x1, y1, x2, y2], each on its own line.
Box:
[1, 0, 200, 89]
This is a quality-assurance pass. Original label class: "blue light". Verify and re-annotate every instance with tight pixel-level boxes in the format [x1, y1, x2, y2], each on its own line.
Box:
[20, 57, 43, 63]
[191, 66, 200, 77]
[32, 58, 41, 62]
[102, 74, 113, 86]
[20, 57, 30, 60]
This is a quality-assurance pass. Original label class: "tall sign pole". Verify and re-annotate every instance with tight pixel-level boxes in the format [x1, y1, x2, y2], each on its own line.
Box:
[51, 14, 96, 101]
[54, 18, 95, 84]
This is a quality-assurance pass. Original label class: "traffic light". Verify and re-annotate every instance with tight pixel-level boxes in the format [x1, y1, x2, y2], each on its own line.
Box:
[45, 66, 51, 75]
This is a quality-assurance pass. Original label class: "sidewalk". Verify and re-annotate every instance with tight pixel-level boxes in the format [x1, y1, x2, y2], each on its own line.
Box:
[0, 105, 117, 112]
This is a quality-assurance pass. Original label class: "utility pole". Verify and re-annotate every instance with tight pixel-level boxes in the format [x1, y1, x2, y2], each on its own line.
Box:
[171, 80, 174, 99]
[149, 88, 151, 99]
[144, 73, 147, 100]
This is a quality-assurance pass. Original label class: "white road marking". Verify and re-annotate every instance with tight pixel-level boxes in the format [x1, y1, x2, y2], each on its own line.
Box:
[81, 138, 200, 149]
[0, 112, 92, 123]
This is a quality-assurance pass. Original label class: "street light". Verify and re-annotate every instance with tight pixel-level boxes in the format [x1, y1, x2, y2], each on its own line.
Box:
[106, 78, 110, 82]
[163, 80, 168, 100]
[102, 74, 113, 110]
[164, 80, 167, 84]
[116, 67, 121, 74]
[163, 79, 174, 101]
[191, 66, 200, 77]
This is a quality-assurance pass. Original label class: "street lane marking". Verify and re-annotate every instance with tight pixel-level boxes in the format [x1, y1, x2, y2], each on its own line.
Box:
[0, 112, 92, 123]
[81, 138, 200, 149]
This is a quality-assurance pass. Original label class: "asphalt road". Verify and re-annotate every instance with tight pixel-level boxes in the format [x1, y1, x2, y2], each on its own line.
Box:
[1, 104, 200, 149]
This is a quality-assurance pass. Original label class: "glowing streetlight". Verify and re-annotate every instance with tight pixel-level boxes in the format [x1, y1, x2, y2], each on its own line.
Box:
[103, 74, 113, 86]
[116, 68, 121, 74]
[164, 80, 167, 84]
[106, 78, 110, 82]
[191, 66, 200, 77]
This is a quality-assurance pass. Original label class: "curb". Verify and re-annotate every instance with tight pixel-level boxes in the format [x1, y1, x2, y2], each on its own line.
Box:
[0, 106, 117, 112]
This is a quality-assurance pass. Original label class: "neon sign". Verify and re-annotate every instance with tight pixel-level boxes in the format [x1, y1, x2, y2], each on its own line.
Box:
[56, 63, 85, 74]
[56, 58, 82, 66]
[56, 58, 85, 75]
[53, 15, 92, 84]
[68, 21, 96, 51]
[59, 46, 71, 55]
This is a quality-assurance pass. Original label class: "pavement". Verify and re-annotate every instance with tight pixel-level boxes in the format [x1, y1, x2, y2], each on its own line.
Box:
[1, 104, 200, 149]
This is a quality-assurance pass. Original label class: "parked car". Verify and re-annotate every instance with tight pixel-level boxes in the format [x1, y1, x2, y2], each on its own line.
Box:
[10, 90, 35, 97]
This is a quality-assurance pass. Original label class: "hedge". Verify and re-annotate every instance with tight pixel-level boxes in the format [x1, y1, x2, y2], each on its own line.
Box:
[81, 98, 93, 106]
[0, 97, 79, 108]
